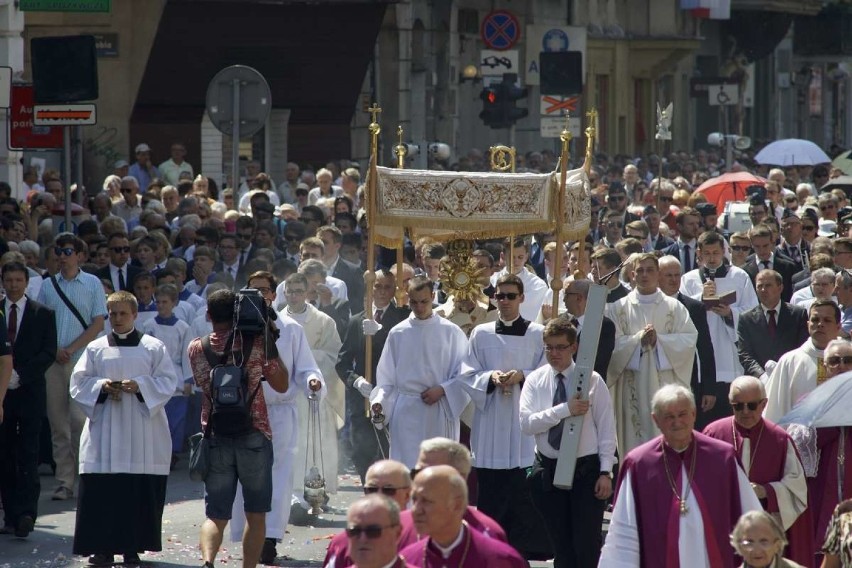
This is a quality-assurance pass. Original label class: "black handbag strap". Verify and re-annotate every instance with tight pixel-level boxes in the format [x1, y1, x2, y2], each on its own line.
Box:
[50, 275, 88, 330]
[200, 332, 259, 439]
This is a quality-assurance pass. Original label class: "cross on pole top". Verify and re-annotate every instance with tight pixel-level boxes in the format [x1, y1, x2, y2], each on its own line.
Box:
[368, 103, 382, 125]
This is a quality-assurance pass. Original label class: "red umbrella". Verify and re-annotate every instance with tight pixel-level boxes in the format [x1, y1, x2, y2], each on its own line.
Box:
[694, 172, 767, 210]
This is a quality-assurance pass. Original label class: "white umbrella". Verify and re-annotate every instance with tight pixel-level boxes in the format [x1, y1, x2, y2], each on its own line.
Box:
[755, 138, 831, 167]
[777, 370, 852, 428]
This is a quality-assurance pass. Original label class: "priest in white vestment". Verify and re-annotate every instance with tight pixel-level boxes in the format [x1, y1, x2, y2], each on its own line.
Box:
[70, 291, 178, 565]
[372, 276, 470, 468]
[607, 253, 698, 455]
[279, 273, 343, 507]
[679, 231, 759, 418]
[763, 299, 842, 422]
[490, 239, 551, 322]
[229, 272, 325, 561]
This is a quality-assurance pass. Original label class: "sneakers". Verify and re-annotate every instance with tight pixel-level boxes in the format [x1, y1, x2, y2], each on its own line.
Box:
[260, 538, 277, 564]
[52, 486, 74, 501]
[15, 515, 34, 538]
[88, 554, 113, 566]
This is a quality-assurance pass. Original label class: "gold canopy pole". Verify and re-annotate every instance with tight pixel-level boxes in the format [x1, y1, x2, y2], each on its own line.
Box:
[552, 113, 571, 316]
[576, 108, 598, 279]
[490, 145, 517, 273]
[364, 103, 381, 399]
[393, 126, 407, 305]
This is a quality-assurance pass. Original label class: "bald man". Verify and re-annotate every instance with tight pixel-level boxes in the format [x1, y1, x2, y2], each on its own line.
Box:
[400, 466, 525, 568]
[324, 461, 413, 568]
[344, 495, 415, 568]
[703, 376, 812, 566]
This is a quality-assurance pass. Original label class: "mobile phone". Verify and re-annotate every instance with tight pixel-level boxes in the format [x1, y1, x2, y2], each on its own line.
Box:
[109, 381, 122, 387]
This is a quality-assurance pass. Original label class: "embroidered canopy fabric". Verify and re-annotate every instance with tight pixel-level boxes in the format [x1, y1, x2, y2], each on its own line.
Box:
[369, 165, 591, 247]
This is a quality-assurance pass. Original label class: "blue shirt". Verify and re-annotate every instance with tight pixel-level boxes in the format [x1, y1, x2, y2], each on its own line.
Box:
[843, 305, 852, 334]
[37, 270, 108, 363]
[128, 163, 160, 192]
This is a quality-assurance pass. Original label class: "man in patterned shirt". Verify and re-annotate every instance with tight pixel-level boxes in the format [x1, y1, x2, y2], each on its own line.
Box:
[188, 289, 290, 568]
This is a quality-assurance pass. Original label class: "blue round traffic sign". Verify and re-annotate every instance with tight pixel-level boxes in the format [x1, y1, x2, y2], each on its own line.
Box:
[543, 29, 570, 52]
[481, 10, 520, 51]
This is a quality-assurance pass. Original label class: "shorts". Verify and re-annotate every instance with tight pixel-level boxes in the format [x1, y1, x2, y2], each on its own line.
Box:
[204, 430, 274, 520]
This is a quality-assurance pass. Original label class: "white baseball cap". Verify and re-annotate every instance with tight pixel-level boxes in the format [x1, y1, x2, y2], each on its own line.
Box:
[135, 143, 151, 153]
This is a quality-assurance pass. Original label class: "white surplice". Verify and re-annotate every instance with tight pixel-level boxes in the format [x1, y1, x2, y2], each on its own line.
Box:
[139, 318, 193, 383]
[371, 313, 470, 468]
[607, 290, 698, 455]
[743, 436, 809, 530]
[285, 303, 342, 500]
[230, 312, 325, 541]
[490, 267, 552, 323]
[70, 334, 178, 476]
[680, 266, 759, 383]
[598, 466, 762, 568]
[763, 338, 824, 423]
[459, 320, 546, 469]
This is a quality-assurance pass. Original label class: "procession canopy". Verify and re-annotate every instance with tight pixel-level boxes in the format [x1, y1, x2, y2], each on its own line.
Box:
[366, 165, 591, 247]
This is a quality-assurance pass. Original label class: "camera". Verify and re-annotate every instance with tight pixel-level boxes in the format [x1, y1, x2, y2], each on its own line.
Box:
[233, 288, 280, 357]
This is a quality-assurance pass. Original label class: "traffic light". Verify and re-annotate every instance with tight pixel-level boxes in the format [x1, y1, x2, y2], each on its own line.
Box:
[478, 73, 528, 129]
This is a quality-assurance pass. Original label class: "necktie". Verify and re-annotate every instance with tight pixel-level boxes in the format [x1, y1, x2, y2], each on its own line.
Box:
[570, 317, 580, 330]
[761, 260, 770, 270]
[118, 267, 126, 290]
[683, 244, 692, 272]
[374, 309, 384, 323]
[239, 250, 247, 269]
[767, 309, 777, 337]
[8, 303, 17, 345]
[790, 246, 801, 264]
[548, 373, 567, 450]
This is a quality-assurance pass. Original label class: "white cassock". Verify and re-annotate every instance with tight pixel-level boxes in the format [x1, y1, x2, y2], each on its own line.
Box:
[272, 276, 348, 311]
[599, 465, 762, 568]
[459, 319, 546, 469]
[139, 319, 193, 382]
[371, 313, 470, 468]
[607, 290, 698, 455]
[680, 266, 759, 383]
[490, 267, 551, 323]
[763, 338, 824, 423]
[284, 303, 342, 502]
[70, 334, 178, 475]
[230, 313, 325, 542]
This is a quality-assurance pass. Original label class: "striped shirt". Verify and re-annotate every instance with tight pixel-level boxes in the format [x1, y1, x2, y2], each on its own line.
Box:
[37, 270, 108, 363]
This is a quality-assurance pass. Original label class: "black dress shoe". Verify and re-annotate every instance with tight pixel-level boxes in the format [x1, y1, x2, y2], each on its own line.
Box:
[260, 538, 277, 564]
[0, 524, 14, 534]
[88, 554, 114, 566]
[123, 552, 141, 565]
[14, 515, 34, 538]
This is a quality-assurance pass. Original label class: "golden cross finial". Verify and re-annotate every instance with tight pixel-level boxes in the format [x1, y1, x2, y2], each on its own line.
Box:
[397, 125, 404, 145]
[368, 103, 382, 125]
[560, 109, 573, 144]
[586, 107, 598, 123]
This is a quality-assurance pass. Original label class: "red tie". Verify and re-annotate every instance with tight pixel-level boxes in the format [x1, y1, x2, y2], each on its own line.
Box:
[767, 309, 777, 338]
[8, 303, 17, 345]
[374, 309, 384, 323]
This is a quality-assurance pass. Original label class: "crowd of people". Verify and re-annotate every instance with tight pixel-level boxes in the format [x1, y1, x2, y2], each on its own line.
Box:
[4, 139, 852, 568]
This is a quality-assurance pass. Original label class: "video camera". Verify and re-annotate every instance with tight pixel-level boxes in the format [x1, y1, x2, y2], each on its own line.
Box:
[233, 288, 280, 359]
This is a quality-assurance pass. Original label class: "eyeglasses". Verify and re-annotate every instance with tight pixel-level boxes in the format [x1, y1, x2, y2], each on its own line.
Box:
[802, 225, 817, 232]
[285, 288, 306, 295]
[494, 292, 519, 301]
[54, 247, 75, 257]
[544, 343, 574, 352]
[731, 400, 764, 412]
[253, 287, 272, 295]
[738, 538, 777, 550]
[826, 356, 852, 367]
[345, 524, 398, 539]
[730, 245, 752, 252]
[111, 246, 131, 254]
[363, 486, 409, 496]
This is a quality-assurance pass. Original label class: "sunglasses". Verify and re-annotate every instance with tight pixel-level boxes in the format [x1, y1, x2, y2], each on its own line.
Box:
[111, 246, 131, 253]
[730, 245, 752, 252]
[494, 292, 520, 301]
[345, 524, 397, 539]
[802, 225, 817, 231]
[54, 246, 76, 257]
[731, 400, 764, 412]
[363, 486, 408, 496]
[826, 356, 852, 367]
[120, 187, 133, 193]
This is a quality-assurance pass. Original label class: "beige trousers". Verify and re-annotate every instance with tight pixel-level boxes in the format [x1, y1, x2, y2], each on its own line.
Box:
[45, 361, 86, 491]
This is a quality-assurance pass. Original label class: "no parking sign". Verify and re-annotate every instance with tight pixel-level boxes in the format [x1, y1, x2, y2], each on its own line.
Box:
[480, 10, 520, 51]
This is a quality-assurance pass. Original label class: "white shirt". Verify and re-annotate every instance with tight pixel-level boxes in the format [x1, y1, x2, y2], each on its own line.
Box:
[4, 296, 25, 389]
[519, 361, 617, 471]
[109, 262, 131, 292]
[761, 301, 782, 324]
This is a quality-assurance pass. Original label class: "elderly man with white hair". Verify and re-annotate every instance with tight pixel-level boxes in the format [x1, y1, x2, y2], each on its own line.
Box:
[703, 376, 812, 566]
[599, 384, 761, 568]
[790, 267, 836, 309]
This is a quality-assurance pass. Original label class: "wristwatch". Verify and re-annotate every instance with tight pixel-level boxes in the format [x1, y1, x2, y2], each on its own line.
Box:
[599, 471, 613, 479]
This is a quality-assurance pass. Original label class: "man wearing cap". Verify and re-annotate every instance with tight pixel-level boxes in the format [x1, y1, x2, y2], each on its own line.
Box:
[294, 183, 310, 215]
[128, 143, 159, 192]
[642, 206, 674, 251]
[113, 160, 129, 179]
[158, 142, 193, 186]
[695, 202, 719, 234]
[778, 209, 810, 272]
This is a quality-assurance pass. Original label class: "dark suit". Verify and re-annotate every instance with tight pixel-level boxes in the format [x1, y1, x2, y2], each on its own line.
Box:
[661, 240, 698, 272]
[607, 284, 629, 303]
[95, 264, 143, 293]
[676, 292, 717, 429]
[652, 234, 675, 251]
[318, 298, 352, 341]
[0, 298, 57, 530]
[574, 316, 615, 383]
[335, 304, 410, 480]
[742, 254, 797, 302]
[777, 241, 809, 272]
[332, 258, 364, 315]
[737, 302, 809, 378]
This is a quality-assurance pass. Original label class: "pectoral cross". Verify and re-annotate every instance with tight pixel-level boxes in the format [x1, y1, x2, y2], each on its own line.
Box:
[679, 500, 689, 516]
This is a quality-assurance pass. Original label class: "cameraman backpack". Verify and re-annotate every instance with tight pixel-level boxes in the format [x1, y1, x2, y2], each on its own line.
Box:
[201, 332, 259, 437]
